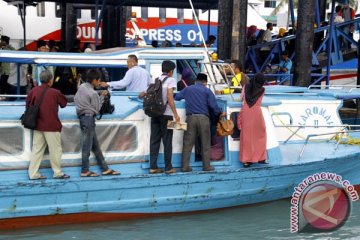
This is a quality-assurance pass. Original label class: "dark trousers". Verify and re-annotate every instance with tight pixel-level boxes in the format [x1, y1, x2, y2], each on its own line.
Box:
[0, 75, 9, 94]
[8, 84, 27, 95]
[79, 115, 109, 173]
[150, 115, 173, 171]
[182, 114, 211, 169]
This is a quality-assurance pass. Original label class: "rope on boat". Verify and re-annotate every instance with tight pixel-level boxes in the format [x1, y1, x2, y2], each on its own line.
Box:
[333, 134, 360, 146]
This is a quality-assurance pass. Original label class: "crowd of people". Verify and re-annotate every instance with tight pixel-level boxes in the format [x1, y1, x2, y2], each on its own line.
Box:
[0, 34, 218, 98]
[246, 1, 356, 81]
[23, 50, 268, 180]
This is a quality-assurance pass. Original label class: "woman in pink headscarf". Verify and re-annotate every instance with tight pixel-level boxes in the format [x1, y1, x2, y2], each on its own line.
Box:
[237, 73, 267, 167]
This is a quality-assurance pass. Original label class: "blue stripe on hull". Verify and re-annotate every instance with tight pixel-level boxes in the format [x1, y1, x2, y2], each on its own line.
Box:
[1, 153, 359, 219]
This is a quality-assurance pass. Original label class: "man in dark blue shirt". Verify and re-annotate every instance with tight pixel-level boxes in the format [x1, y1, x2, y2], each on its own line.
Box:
[175, 73, 225, 172]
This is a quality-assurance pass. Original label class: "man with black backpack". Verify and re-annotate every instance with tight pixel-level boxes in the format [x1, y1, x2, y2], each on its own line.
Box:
[143, 60, 180, 175]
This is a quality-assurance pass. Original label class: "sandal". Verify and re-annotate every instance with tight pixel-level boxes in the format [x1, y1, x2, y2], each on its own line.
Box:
[81, 171, 99, 177]
[30, 175, 47, 180]
[102, 169, 120, 176]
[243, 163, 252, 168]
[54, 174, 70, 179]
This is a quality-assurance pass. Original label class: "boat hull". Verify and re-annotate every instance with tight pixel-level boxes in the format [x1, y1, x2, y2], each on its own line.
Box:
[1, 153, 359, 230]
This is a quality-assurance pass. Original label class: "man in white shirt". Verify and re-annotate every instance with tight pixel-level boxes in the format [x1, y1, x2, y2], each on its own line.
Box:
[101, 55, 151, 92]
[260, 23, 273, 64]
[7, 63, 28, 95]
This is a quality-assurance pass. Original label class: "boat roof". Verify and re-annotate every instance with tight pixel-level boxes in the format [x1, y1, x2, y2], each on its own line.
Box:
[4, 0, 219, 9]
[265, 85, 360, 100]
[0, 47, 210, 67]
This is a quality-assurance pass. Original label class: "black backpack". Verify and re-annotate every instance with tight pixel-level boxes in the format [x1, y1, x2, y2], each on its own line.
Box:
[97, 91, 115, 120]
[143, 77, 168, 117]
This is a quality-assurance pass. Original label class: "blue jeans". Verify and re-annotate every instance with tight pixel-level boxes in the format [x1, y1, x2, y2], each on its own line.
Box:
[79, 115, 109, 173]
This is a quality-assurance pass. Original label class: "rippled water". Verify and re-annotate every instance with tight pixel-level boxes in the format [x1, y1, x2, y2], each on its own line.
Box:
[1, 200, 359, 240]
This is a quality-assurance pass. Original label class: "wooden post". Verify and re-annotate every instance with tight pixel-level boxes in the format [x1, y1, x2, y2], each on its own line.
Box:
[293, 0, 316, 86]
[218, 0, 233, 60]
[231, 0, 248, 70]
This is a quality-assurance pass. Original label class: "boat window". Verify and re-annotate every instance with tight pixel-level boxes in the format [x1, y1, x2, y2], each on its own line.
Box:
[77, 9, 82, 19]
[0, 127, 23, 155]
[264, 0, 276, 8]
[176, 59, 201, 81]
[271, 112, 292, 126]
[90, 10, 100, 20]
[36, 2, 45, 17]
[192, 9, 199, 23]
[96, 125, 138, 152]
[141, 7, 148, 22]
[91, 9, 95, 19]
[55, 3, 62, 18]
[229, 112, 240, 140]
[61, 125, 82, 153]
[177, 9, 184, 23]
[61, 124, 137, 153]
[159, 8, 166, 22]
[339, 99, 360, 130]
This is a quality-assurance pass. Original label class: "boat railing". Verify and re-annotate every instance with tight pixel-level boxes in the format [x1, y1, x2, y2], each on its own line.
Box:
[202, 61, 240, 101]
[298, 129, 360, 160]
[0, 94, 77, 107]
[272, 122, 360, 144]
[308, 85, 360, 92]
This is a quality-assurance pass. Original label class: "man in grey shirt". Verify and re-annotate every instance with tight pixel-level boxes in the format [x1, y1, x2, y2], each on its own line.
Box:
[74, 69, 120, 177]
[101, 54, 151, 92]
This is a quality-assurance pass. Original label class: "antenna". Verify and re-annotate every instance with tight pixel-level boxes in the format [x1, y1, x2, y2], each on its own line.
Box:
[188, 0, 217, 88]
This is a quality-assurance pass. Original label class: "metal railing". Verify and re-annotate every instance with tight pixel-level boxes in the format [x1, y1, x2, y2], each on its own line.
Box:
[202, 61, 242, 101]
[308, 85, 360, 92]
[298, 129, 360, 160]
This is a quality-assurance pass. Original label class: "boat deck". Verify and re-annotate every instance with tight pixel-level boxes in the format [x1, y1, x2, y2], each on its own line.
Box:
[0, 141, 358, 183]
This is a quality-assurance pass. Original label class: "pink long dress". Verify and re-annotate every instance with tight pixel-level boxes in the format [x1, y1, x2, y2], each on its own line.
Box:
[237, 87, 267, 163]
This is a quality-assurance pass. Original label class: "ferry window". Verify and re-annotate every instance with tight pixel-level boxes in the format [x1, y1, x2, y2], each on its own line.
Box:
[264, 0, 276, 8]
[37, 2, 45, 17]
[61, 125, 82, 153]
[91, 9, 95, 19]
[230, 112, 240, 140]
[177, 59, 201, 78]
[96, 125, 138, 152]
[77, 9, 82, 19]
[159, 8, 166, 23]
[17, 4, 25, 16]
[55, 3, 62, 18]
[177, 9, 184, 23]
[91, 10, 100, 20]
[0, 127, 23, 155]
[141, 7, 148, 21]
[193, 9, 199, 23]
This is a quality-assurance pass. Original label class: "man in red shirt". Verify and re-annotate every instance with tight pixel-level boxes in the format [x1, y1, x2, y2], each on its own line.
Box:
[26, 70, 69, 180]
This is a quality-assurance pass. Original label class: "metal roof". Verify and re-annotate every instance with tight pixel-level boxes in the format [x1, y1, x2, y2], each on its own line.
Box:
[4, 0, 219, 9]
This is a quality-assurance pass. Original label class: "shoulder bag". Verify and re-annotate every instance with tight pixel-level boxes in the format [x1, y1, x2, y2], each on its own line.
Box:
[21, 87, 48, 129]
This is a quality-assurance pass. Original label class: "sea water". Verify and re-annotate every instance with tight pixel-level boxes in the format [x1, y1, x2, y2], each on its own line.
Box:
[1, 200, 359, 240]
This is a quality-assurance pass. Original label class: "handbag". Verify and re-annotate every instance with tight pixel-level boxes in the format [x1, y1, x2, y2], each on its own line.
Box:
[21, 87, 48, 129]
[216, 117, 234, 137]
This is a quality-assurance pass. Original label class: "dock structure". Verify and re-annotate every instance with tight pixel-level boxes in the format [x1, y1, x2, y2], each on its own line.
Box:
[3, 0, 359, 87]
